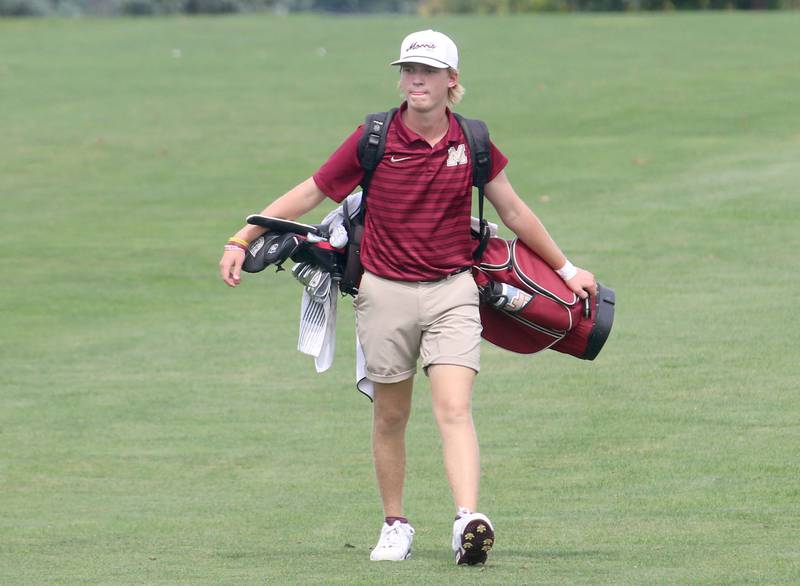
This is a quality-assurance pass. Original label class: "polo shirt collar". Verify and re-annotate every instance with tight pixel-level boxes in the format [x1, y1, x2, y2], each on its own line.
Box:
[394, 101, 461, 147]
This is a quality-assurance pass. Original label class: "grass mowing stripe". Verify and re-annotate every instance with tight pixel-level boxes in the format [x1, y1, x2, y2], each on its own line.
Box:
[2, 12, 799, 584]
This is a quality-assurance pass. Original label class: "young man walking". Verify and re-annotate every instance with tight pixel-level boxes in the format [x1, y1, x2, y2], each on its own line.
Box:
[220, 30, 596, 565]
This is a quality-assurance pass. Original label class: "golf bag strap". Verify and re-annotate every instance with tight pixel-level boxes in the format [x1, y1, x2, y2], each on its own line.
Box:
[356, 108, 397, 221]
[454, 113, 492, 261]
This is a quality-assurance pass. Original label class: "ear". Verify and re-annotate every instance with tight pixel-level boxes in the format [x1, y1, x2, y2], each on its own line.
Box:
[447, 68, 459, 88]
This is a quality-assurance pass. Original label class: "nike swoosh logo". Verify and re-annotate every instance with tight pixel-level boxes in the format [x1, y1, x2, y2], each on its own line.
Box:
[390, 156, 413, 163]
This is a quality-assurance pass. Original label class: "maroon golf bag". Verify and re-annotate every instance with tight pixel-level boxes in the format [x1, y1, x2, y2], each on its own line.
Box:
[472, 237, 615, 360]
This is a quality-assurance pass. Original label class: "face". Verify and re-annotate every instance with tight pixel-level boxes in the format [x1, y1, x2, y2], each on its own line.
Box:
[398, 63, 457, 113]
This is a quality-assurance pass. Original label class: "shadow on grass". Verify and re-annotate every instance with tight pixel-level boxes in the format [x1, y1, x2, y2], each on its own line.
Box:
[405, 546, 617, 564]
[213, 545, 617, 568]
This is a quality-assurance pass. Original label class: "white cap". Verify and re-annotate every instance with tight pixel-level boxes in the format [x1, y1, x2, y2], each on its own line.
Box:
[390, 30, 459, 71]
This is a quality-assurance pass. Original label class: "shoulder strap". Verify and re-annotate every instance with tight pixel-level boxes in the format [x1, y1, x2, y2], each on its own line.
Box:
[356, 109, 397, 219]
[453, 114, 491, 190]
[453, 113, 492, 261]
[358, 109, 395, 172]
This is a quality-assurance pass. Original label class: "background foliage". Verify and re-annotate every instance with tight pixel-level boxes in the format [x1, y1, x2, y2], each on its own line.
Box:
[1, 0, 797, 16]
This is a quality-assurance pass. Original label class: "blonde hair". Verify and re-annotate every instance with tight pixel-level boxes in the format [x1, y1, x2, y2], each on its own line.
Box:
[448, 68, 465, 105]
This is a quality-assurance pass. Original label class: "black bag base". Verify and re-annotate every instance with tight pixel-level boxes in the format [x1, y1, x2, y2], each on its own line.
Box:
[581, 283, 616, 360]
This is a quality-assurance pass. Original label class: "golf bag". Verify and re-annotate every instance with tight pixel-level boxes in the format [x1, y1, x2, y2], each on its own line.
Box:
[473, 237, 615, 360]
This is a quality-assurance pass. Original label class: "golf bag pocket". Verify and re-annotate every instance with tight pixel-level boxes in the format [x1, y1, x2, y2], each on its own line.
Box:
[479, 280, 572, 331]
[478, 302, 566, 354]
[473, 236, 615, 360]
[474, 238, 575, 331]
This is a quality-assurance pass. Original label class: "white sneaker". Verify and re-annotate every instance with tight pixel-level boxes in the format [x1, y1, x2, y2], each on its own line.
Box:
[452, 512, 494, 565]
[369, 520, 415, 561]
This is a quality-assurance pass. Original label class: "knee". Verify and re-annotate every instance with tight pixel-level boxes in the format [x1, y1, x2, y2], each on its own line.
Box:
[433, 400, 473, 427]
[373, 405, 411, 434]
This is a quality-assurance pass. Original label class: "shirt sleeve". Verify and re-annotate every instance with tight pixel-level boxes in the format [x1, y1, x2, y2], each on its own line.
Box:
[487, 140, 508, 182]
[312, 126, 365, 203]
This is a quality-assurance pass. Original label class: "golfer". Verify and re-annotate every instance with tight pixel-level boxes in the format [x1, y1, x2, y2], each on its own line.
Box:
[220, 30, 596, 565]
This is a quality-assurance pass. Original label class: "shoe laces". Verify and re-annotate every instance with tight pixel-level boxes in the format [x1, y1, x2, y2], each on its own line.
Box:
[378, 521, 413, 548]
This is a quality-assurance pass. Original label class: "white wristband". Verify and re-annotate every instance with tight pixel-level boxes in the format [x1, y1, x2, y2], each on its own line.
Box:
[555, 260, 577, 281]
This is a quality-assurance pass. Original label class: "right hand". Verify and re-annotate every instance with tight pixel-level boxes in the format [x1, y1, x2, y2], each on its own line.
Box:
[564, 267, 597, 300]
[219, 248, 246, 287]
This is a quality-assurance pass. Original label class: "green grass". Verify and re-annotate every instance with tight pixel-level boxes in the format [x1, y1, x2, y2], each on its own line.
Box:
[2, 12, 800, 584]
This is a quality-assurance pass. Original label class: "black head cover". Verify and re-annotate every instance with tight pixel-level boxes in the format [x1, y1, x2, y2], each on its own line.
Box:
[242, 232, 300, 273]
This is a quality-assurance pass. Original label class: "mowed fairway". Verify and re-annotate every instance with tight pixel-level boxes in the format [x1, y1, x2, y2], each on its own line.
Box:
[1, 12, 799, 584]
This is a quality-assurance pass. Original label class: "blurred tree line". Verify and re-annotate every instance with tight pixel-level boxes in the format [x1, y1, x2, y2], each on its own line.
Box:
[1, 0, 797, 16]
[0, 0, 414, 15]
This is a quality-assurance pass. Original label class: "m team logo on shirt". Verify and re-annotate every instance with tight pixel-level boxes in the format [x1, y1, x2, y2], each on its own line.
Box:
[447, 144, 468, 167]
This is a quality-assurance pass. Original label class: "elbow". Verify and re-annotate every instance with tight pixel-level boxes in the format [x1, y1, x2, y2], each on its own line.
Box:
[499, 206, 523, 232]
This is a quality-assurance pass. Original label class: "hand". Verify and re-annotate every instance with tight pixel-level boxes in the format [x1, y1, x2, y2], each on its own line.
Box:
[219, 248, 246, 287]
[565, 267, 597, 300]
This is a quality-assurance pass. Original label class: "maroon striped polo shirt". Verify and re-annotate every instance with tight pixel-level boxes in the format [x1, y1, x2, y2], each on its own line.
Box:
[313, 103, 508, 282]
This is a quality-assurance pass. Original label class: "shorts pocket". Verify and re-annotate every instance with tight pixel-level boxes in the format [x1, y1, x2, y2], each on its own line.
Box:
[353, 271, 372, 313]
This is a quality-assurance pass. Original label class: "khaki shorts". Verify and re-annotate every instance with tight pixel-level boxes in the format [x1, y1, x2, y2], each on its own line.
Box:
[354, 270, 482, 384]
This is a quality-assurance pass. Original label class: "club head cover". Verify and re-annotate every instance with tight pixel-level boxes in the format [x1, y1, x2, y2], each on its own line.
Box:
[242, 233, 281, 273]
[263, 232, 301, 267]
[242, 232, 300, 273]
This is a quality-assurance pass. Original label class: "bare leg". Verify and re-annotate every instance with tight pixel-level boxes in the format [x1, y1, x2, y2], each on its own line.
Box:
[372, 377, 414, 517]
[428, 364, 479, 512]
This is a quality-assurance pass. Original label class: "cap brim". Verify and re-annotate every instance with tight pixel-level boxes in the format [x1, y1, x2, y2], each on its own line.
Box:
[390, 56, 452, 69]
